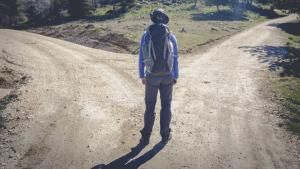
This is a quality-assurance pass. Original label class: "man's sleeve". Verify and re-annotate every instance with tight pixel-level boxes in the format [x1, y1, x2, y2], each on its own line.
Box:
[171, 34, 179, 80]
[139, 33, 146, 79]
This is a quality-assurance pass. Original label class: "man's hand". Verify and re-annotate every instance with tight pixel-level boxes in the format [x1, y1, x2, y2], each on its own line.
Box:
[173, 79, 177, 85]
[141, 78, 146, 85]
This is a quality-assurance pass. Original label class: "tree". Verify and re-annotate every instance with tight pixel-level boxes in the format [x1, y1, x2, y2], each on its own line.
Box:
[49, 0, 68, 20]
[272, 0, 300, 14]
[68, 0, 92, 18]
[229, 0, 239, 8]
[22, 0, 67, 24]
[120, 0, 136, 12]
[246, 0, 253, 6]
[23, 0, 52, 23]
[0, 0, 20, 26]
[255, 0, 300, 15]
[205, 0, 230, 12]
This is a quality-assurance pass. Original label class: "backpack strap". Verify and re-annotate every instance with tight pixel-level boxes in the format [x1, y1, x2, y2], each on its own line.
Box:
[150, 39, 157, 61]
[145, 26, 157, 61]
[163, 24, 171, 35]
[162, 24, 171, 60]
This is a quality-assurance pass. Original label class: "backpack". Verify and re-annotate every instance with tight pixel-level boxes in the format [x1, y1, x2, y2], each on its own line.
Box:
[142, 24, 174, 74]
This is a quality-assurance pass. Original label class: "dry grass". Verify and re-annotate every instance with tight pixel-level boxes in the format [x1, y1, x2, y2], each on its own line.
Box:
[89, 2, 271, 54]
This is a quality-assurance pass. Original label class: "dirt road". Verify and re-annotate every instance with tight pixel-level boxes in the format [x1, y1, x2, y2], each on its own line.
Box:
[0, 16, 299, 169]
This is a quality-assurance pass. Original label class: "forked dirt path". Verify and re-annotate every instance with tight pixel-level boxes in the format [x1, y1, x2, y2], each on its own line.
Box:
[0, 15, 299, 169]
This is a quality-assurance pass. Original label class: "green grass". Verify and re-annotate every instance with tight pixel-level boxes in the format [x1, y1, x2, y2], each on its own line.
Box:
[288, 36, 300, 44]
[93, 6, 114, 16]
[274, 77, 300, 134]
[274, 25, 300, 135]
[89, 2, 271, 54]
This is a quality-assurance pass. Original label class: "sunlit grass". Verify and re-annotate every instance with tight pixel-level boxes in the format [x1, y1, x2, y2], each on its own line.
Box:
[274, 27, 300, 135]
[275, 77, 300, 134]
[88, 2, 275, 54]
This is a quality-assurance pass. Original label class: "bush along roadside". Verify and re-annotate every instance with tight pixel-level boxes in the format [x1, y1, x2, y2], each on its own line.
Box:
[274, 21, 300, 135]
[275, 77, 300, 135]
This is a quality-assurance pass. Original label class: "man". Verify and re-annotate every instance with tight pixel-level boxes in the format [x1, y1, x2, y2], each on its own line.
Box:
[138, 8, 179, 145]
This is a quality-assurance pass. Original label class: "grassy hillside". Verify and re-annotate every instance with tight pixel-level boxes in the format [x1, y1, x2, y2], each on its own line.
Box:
[28, 1, 280, 55]
[273, 21, 300, 135]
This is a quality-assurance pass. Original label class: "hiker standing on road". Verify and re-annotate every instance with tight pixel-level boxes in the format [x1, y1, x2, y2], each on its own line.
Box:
[138, 9, 179, 145]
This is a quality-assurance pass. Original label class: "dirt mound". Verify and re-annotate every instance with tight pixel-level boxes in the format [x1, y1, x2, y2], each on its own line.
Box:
[0, 50, 30, 89]
[0, 67, 29, 89]
[0, 50, 31, 130]
[28, 24, 139, 54]
[95, 33, 138, 53]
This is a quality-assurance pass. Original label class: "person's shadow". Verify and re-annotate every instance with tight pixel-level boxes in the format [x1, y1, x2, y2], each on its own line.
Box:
[91, 141, 166, 169]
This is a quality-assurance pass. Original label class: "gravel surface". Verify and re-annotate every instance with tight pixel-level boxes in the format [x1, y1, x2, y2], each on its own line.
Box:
[0, 15, 299, 169]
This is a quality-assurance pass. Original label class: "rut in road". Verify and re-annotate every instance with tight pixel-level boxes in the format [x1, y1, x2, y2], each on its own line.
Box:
[0, 15, 299, 169]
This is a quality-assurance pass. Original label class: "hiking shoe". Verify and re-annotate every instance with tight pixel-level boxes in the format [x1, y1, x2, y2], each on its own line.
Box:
[161, 133, 172, 144]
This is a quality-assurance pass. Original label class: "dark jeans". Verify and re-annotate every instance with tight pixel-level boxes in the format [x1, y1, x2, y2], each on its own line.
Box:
[141, 73, 173, 138]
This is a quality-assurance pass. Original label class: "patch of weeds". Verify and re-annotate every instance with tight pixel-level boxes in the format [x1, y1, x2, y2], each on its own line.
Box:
[192, 9, 248, 21]
[0, 52, 31, 129]
[29, 2, 280, 55]
[0, 66, 30, 89]
[288, 36, 300, 44]
[241, 21, 300, 135]
[0, 92, 19, 129]
[274, 22, 300, 135]
[275, 78, 300, 135]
